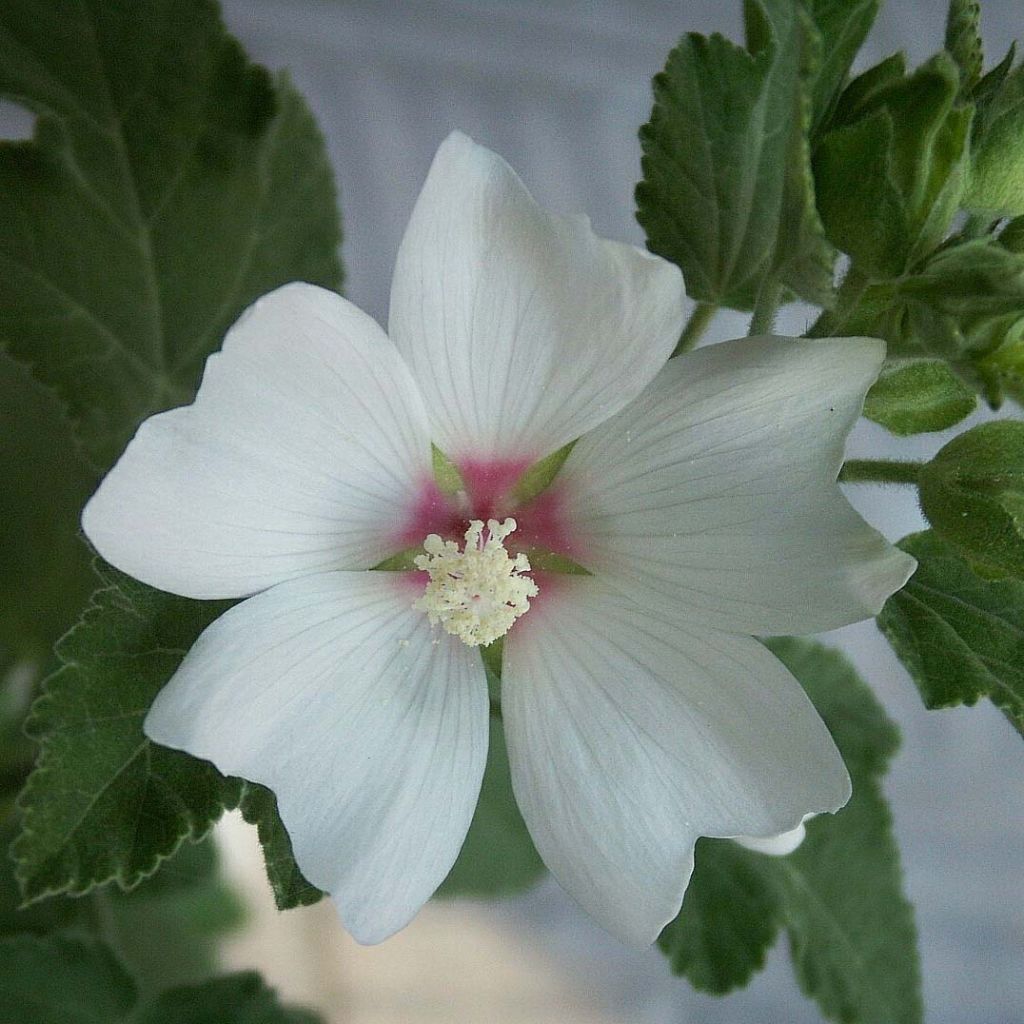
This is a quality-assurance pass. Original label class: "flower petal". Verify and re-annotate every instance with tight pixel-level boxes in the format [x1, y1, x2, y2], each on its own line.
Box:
[735, 819, 809, 856]
[501, 578, 849, 948]
[561, 335, 917, 635]
[144, 571, 488, 944]
[388, 131, 685, 463]
[83, 283, 433, 599]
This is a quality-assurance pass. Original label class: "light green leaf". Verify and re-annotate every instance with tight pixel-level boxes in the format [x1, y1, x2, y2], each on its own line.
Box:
[945, 0, 983, 94]
[863, 359, 976, 435]
[0, 0, 341, 469]
[816, 53, 972, 277]
[238, 782, 323, 910]
[0, 934, 137, 1024]
[13, 563, 241, 902]
[637, 0, 835, 311]
[660, 638, 921, 1024]
[137, 972, 322, 1024]
[918, 421, 1024, 577]
[878, 530, 1024, 733]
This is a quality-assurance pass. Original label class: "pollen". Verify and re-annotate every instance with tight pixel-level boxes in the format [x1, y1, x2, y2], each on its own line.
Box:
[413, 518, 539, 647]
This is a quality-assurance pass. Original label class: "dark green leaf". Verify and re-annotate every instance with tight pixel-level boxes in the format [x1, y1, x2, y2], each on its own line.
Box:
[0, 934, 137, 1024]
[13, 563, 241, 902]
[0, 0, 341, 468]
[438, 715, 544, 897]
[136, 972, 322, 1024]
[816, 53, 972, 277]
[918, 421, 1024, 577]
[660, 638, 921, 1024]
[878, 530, 1024, 733]
[945, 0, 984, 94]
[863, 358, 976, 435]
[637, 0, 834, 311]
[238, 783, 323, 910]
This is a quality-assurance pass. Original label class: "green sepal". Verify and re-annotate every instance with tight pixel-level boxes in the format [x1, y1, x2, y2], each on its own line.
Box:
[877, 530, 1024, 734]
[431, 444, 465, 496]
[863, 359, 976, 435]
[659, 638, 921, 1024]
[509, 442, 574, 505]
[944, 0, 983, 95]
[918, 421, 1024, 578]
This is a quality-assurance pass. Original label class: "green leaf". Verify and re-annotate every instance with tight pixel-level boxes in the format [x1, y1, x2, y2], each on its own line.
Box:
[0, 354, 97, 665]
[918, 421, 1024, 577]
[238, 783, 323, 910]
[816, 53, 972, 277]
[637, 0, 835, 311]
[945, 0, 984, 94]
[660, 638, 921, 1024]
[863, 358, 976, 435]
[438, 715, 544, 897]
[137, 972, 322, 1024]
[0, 934, 137, 1024]
[0, 0, 341, 469]
[878, 530, 1024, 733]
[13, 563, 241, 902]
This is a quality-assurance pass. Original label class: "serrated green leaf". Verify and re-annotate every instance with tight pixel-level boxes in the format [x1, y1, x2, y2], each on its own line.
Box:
[0, 0, 341, 469]
[438, 715, 544, 897]
[137, 972, 322, 1024]
[0, 353, 97, 665]
[945, 0, 984, 94]
[863, 359, 976, 434]
[13, 563, 241, 902]
[816, 53, 972, 277]
[879, 530, 1024, 734]
[637, 0, 834, 311]
[660, 638, 920, 1024]
[0, 934, 137, 1024]
[238, 782, 323, 910]
[918, 421, 1024, 577]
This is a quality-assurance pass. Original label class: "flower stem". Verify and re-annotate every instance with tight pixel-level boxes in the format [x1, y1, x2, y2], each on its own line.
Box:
[748, 277, 782, 335]
[806, 265, 871, 338]
[838, 459, 925, 485]
[672, 301, 718, 357]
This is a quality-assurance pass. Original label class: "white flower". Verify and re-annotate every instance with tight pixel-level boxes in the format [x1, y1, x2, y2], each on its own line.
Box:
[82, 132, 915, 947]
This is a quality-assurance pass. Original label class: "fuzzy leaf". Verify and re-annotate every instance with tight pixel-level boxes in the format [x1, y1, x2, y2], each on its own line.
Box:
[0, 0, 341, 469]
[659, 638, 921, 1024]
[945, 0, 984, 94]
[863, 359, 976, 435]
[878, 530, 1024, 733]
[137, 972, 322, 1024]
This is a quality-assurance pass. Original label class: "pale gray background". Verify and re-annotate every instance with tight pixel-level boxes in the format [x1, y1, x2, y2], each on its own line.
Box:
[3, 1, 1020, 1020]
[221, 2, 1022, 1022]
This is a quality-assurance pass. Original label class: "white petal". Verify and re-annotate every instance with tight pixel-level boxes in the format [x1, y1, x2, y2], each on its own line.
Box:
[562, 335, 917, 635]
[83, 283, 432, 599]
[145, 571, 488, 944]
[501, 579, 849, 948]
[735, 819, 809, 856]
[388, 131, 685, 463]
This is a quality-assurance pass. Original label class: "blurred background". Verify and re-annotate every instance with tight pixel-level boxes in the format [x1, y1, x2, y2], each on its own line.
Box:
[7, 1, 1022, 1021]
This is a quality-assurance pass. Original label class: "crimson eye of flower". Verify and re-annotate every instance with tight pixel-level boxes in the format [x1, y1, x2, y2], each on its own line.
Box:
[82, 132, 915, 948]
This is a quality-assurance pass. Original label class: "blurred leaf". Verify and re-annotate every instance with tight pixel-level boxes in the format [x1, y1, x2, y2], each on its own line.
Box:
[878, 530, 1024, 734]
[13, 563, 241, 902]
[0, 934, 137, 1024]
[238, 783, 323, 910]
[439, 715, 544, 897]
[137, 972, 322, 1024]
[0, 355, 97, 665]
[637, 0, 835, 311]
[918, 421, 1024, 577]
[816, 53, 972, 277]
[863, 359, 976, 435]
[0, 0, 341, 469]
[660, 638, 921, 1024]
[945, 0, 983, 94]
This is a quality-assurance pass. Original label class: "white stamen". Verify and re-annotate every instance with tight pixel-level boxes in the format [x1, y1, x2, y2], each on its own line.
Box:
[413, 518, 538, 647]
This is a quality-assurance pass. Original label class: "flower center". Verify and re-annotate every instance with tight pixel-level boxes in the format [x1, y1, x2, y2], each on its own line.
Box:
[413, 518, 538, 647]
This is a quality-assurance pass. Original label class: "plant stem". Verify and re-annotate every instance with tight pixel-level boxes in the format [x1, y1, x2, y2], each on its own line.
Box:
[672, 301, 718, 357]
[838, 459, 925, 485]
[749, 277, 782, 335]
[806, 265, 871, 338]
